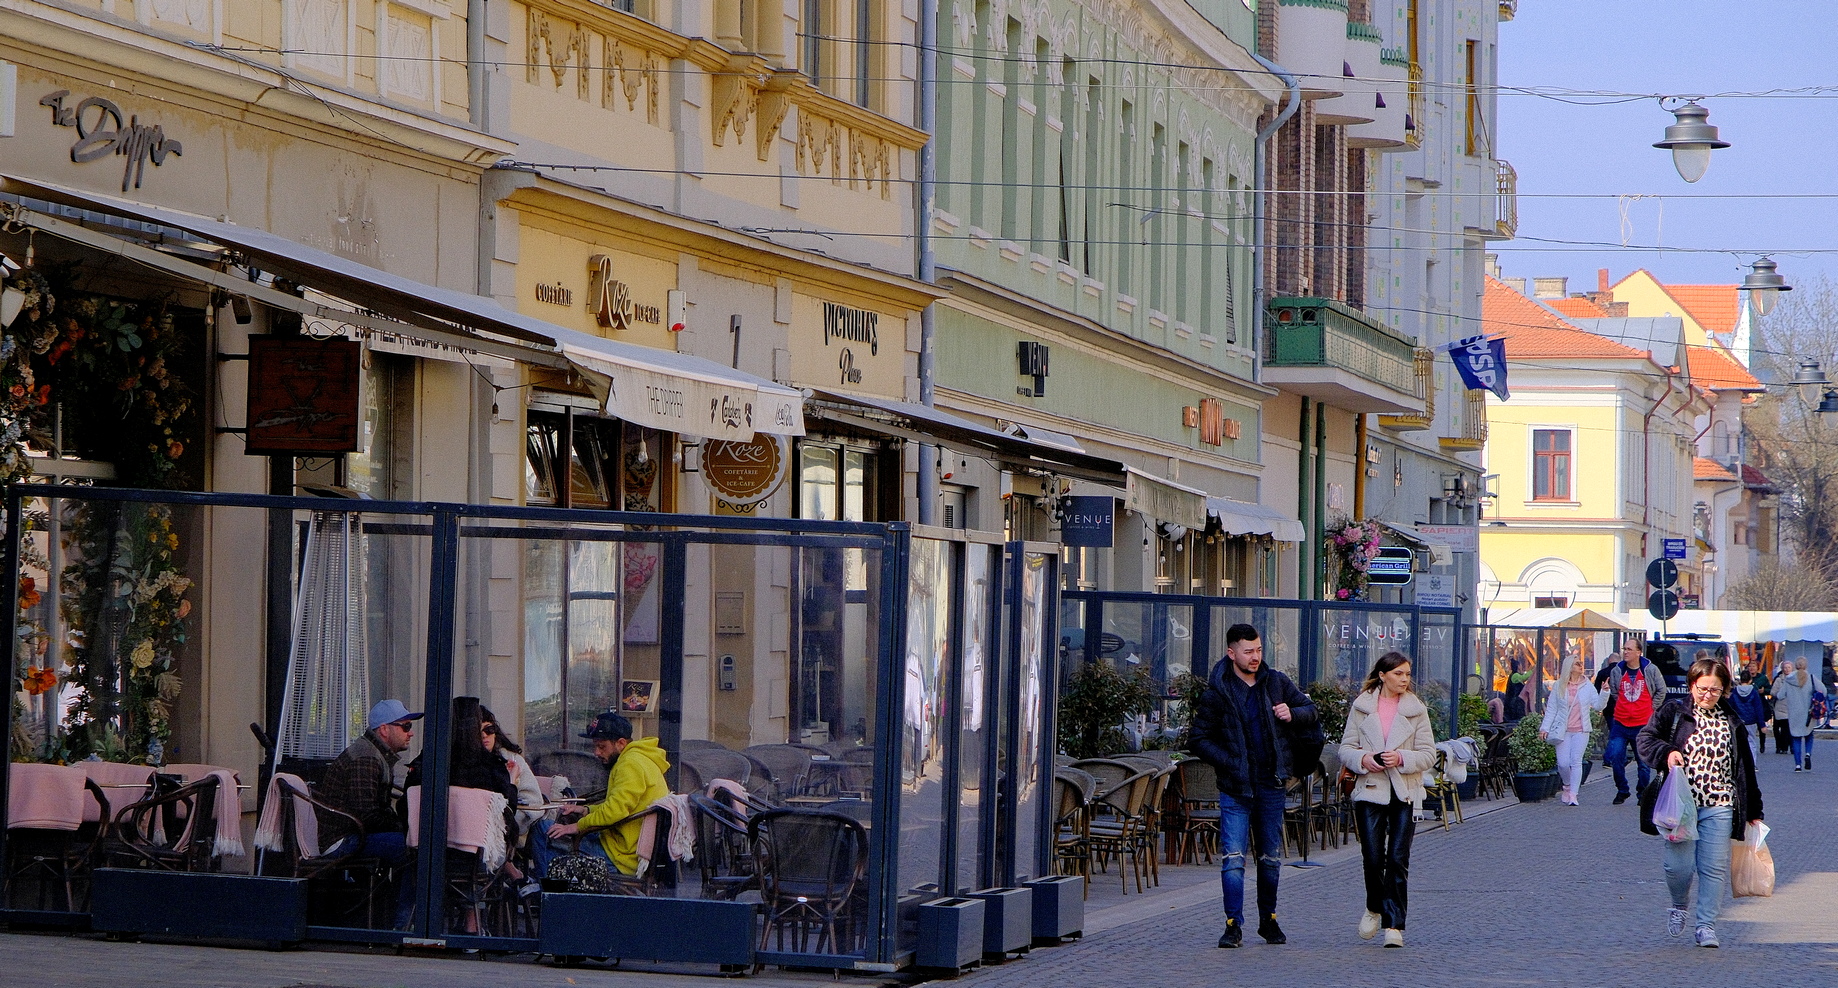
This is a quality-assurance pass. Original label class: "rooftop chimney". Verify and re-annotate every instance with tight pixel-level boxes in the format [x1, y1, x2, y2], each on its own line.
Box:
[1598, 268, 1611, 293]
[1532, 277, 1568, 299]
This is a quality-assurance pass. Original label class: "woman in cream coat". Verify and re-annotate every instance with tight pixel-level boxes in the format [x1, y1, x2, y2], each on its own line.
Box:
[1540, 656, 1605, 805]
[1339, 651, 1438, 949]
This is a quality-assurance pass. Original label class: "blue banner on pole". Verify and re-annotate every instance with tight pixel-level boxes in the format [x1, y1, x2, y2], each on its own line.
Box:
[1061, 496, 1115, 547]
[1448, 335, 1510, 401]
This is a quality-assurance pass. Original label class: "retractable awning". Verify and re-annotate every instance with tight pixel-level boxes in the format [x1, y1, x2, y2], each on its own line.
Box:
[0, 176, 804, 441]
[805, 390, 1125, 484]
[1205, 496, 1307, 542]
[1125, 468, 1209, 531]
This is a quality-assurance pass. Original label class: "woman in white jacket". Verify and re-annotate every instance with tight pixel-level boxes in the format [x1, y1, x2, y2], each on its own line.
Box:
[1540, 656, 1605, 805]
[1339, 651, 1438, 949]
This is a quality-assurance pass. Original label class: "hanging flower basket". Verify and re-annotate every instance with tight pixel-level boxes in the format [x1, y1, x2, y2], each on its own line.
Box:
[1325, 517, 1384, 601]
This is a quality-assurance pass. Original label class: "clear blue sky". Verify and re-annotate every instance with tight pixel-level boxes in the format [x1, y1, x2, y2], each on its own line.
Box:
[1493, 0, 1838, 291]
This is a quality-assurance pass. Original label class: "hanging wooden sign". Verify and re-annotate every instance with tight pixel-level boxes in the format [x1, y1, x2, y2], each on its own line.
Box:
[245, 337, 363, 454]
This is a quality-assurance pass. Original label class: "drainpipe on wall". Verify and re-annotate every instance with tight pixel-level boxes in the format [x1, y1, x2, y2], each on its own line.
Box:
[914, 0, 940, 526]
[1250, 52, 1301, 386]
[1314, 403, 1329, 600]
[1298, 397, 1313, 598]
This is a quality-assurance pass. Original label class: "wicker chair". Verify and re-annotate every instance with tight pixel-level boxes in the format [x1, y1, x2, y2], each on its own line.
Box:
[1084, 769, 1154, 894]
[1051, 772, 1093, 895]
[105, 775, 222, 873]
[1168, 760, 1220, 864]
[749, 809, 869, 960]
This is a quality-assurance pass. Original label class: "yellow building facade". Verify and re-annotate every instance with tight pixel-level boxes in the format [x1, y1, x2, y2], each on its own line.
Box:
[1478, 276, 1708, 617]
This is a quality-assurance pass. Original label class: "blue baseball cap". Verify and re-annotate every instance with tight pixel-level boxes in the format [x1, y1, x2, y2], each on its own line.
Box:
[367, 699, 425, 731]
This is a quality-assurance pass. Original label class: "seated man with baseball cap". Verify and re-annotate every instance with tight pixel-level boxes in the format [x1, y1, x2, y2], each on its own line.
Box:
[531, 710, 671, 877]
[316, 698, 421, 927]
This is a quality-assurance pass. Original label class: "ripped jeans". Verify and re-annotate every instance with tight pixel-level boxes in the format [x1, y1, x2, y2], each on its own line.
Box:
[1218, 785, 1287, 928]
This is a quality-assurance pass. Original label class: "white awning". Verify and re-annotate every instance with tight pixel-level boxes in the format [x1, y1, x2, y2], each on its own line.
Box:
[1125, 468, 1209, 530]
[1205, 496, 1307, 542]
[1611, 610, 1838, 644]
[549, 325, 803, 441]
[1, 175, 804, 442]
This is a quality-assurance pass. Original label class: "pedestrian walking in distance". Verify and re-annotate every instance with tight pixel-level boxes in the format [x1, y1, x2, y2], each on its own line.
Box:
[1636, 658, 1765, 949]
[1730, 670, 1769, 762]
[1190, 623, 1319, 949]
[1339, 651, 1438, 948]
[1602, 638, 1666, 805]
[1775, 658, 1818, 772]
[1540, 655, 1605, 805]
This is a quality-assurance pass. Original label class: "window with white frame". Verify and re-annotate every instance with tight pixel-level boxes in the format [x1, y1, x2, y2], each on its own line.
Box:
[1532, 428, 1572, 501]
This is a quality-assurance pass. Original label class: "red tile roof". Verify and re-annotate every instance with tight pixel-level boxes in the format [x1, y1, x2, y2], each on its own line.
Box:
[1665, 285, 1743, 335]
[1741, 464, 1774, 490]
[1687, 343, 1762, 392]
[1548, 296, 1610, 319]
[1695, 457, 1739, 482]
[1484, 276, 1647, 359]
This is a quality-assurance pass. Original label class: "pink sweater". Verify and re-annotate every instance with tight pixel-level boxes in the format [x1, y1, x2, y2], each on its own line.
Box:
[1377, 693, 1400, 741]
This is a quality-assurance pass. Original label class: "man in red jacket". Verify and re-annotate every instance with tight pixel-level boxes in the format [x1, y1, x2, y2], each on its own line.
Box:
[1601, 638, 1666, 804]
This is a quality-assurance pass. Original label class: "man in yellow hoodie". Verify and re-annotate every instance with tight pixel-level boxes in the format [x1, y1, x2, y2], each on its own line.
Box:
[535, 711, 671, 876]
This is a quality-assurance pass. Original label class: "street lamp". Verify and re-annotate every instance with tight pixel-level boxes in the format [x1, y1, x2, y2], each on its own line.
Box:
[1790, 358, 1827, 387]
[1739, 256, 1792, 317]
[1652, 99, 1729, 183]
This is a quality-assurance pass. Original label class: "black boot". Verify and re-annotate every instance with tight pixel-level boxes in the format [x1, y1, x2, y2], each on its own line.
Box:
[1217, 920, 1242, 948]
[1258, 915, 1287, 945]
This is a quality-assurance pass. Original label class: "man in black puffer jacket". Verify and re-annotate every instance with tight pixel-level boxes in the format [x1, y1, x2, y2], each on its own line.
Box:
[1188, 623, 1318, 949]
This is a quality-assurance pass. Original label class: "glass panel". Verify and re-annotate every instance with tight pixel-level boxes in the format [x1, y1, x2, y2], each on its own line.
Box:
[897, 538, 953, 903]
[568, 419, 615, 509]
[1207, 605, 1304, 683]
[954, 544, 995, 892]
[800, 444, 838, 521]
[1316, 607, 1415, 688]
[525, 415, 559, 505]
[1010, 550, 1051, 885]
[843, 449, 867, 523]
[1097, 601, 1192, 747]
[1417, 612, 1458, 740]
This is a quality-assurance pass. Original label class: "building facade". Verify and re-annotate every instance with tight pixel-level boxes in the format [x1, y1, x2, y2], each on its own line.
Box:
[928, 0, 1290, 594]
[1477, 274, 1709, 616]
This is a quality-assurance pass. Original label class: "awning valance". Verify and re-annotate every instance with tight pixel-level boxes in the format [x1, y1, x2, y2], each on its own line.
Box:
[0, 175, 804, 441]
[1125, 468, 1208, 530]
[805, 390, 1126, 484]
[1205, 496, 1307, 542]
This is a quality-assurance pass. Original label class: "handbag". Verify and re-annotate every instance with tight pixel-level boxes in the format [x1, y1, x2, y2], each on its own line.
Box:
[1337, 766, 1358, 798]
[546, 850, 618, 894]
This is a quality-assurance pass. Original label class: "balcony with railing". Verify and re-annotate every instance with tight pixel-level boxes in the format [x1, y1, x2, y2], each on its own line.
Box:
[1500, 0, 1518, 22]
[1405, 62, 1424, 148]
[1264, 298, 1425, 414]
[1496, 159, 1519, 239]
[1377, 348, 1436, 430]
[1440, 388, 1490, 451]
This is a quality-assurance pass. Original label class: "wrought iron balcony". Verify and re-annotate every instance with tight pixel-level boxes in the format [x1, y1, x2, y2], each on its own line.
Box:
[1377, 348, 1436, 430]
[1439, 388, 1489, 451]
[1264, 298, 1425, 414]
[1496, 159, 1518, 239]
[1406, 62, 1423, 149]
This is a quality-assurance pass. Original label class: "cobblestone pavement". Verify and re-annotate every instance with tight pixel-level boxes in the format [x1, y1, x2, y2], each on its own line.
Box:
[966, 750, 1838, 988]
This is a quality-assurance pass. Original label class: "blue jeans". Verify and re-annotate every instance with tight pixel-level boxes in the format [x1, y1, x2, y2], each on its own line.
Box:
[328, 832, 414, 929]
[1664, 805, 1732, 930]
[1604, 720, 1650, 796]
[529, 819, 614, 878]
[1791, 733, 1815, 764]
[1218, 786, 1286, 928]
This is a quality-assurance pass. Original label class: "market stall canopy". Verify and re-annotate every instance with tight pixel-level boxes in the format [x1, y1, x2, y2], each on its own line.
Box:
[1205, 496, 1306, 542]
[1487, 607, 1633, 631]
[0, 175, 804, 442]
[1612, 610, 1838, 644]
[806, 390, 1125, 485]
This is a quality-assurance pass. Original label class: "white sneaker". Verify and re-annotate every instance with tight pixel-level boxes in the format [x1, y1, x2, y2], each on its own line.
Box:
[1359, 910, 1381, 940]
[1667, 907, 1687, 938]
[1383, 928, 1404, 948]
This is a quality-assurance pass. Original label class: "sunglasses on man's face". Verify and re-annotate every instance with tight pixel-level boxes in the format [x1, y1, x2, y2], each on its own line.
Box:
[389, 721, 416, 732]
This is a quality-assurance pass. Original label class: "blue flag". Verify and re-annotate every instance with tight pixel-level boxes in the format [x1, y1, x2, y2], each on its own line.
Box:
[1448, 334, 1509, 401]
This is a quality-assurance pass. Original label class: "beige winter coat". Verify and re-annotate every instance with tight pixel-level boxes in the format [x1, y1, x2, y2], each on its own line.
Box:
[1339, 688, 1438, 807]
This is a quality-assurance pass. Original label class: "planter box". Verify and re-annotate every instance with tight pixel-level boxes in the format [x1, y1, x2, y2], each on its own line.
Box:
[1024, 875, 1084, 944]
[1454, 777, 1480, 801]
[1512, 770, 1561, 803]
[540, 894, 754, 968]
[90, 870, 306, 943]
[915, 897, 985, 972]
[966, 887, 1031, 960]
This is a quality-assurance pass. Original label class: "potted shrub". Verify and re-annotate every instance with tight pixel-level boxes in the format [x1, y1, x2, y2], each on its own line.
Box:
[1507, 715, 1560, 802]
[1453, 694, 1490, 800]
[1057, 661, 1157, 759]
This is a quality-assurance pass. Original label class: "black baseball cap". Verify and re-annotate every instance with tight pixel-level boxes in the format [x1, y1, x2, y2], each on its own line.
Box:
[579, 711, 634, 742]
